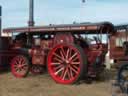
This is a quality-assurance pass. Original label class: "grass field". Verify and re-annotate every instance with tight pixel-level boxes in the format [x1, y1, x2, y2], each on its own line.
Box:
[0, 70, 116, 96]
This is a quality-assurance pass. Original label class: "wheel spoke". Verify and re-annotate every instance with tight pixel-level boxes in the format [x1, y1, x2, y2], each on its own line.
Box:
[70, 56, 78, 62]
[69, 65, 78, 74]
[71, 62, 80, 65]
[69, 67, 73, 79]
[22, 65, 28, 70]
[17, 68, 21, 72]
[14, 66, 19, 71]
[69, 53, 77, 61]
[61, 47, 66, 58]
[54, 65, 63, 71]
[54, 57, 63, 63]
[21, 59, 26, 65]
[67, 68, 71, 79]
[53, 53, 63, 61]
[62, 67, 68, 80]
[13, 62, 18, 66]
[60, 50, 65, 60]
[60, 68, 65, 78]
[19, 57, 23, 64]
[66, 48, 70, 59]
[72, 65, 79, 70]
[51, 62, 61, 65]
[14, 60, 19, 65]
[21, 63, 27, 67]
[55, 67, 64, 75]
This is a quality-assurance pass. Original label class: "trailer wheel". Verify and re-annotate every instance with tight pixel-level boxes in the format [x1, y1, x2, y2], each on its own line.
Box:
[11, 55, 30, 78]
[30, 65, 44, 75]
[47, 43, 87, 84]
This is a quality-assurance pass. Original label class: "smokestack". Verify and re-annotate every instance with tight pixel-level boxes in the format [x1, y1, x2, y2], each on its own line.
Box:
[82, 0, 85, 3]
[28, 0, 34, 26]
[0, 6, 2, 36]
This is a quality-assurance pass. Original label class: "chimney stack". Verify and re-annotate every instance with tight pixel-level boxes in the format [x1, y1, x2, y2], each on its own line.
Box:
[0, 6, 2, 36]
[82, 0, 85, 3]
[28, 0, 34, 26]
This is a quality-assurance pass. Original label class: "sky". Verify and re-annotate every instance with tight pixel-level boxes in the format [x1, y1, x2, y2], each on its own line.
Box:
[0, 0, 128, 28]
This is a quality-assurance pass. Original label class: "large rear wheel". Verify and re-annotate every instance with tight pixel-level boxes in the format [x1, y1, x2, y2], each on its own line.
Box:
[11, 55, 30, 78]
[47, 43, 87, 84]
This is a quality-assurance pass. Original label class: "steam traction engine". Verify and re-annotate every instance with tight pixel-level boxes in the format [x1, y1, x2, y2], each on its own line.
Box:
[110, 25, 128, 93]
[3, 22, 114, 84]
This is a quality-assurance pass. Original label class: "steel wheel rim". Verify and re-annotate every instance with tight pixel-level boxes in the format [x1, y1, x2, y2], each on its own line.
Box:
[48, 44, 82, 84]
[11, 56, 29, 77]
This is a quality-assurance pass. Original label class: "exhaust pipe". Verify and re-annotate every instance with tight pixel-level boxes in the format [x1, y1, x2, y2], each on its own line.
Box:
[82, 0, 85, 3]
[0, 6, 2, 36]
[28, 0, 34, 26]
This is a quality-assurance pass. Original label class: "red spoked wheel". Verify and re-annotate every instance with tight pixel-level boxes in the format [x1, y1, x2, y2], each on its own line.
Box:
[47, 43, 86, 84]
[30, 65, 44, 75]
[11, 55, 30, 78]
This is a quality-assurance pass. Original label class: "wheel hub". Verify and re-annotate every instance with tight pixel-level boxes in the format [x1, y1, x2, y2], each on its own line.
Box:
[62, 60, 70, 67]
[66, 60, 69, 64]
[18, 64, 22, 68]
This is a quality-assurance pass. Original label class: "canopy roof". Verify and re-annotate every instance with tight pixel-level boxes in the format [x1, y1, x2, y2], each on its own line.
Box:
[115, 24, 128, 31]
[3, 22, 115, 34]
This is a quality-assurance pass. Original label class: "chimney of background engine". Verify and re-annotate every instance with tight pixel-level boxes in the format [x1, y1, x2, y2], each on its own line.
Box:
[0, 6, 2, 36]
[28, 0, 34, 26]
[82, 0, 85, 3]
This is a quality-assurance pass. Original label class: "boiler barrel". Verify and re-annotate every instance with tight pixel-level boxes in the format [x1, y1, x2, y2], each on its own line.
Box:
[0, 37, 11, 50]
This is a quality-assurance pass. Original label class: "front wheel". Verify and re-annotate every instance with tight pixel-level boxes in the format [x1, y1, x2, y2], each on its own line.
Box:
[10, 55, 30, 78]
[47, 43, 87, 84]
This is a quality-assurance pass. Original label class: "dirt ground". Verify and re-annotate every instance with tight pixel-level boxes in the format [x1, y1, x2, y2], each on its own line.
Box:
[0, 70, 117, 96]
